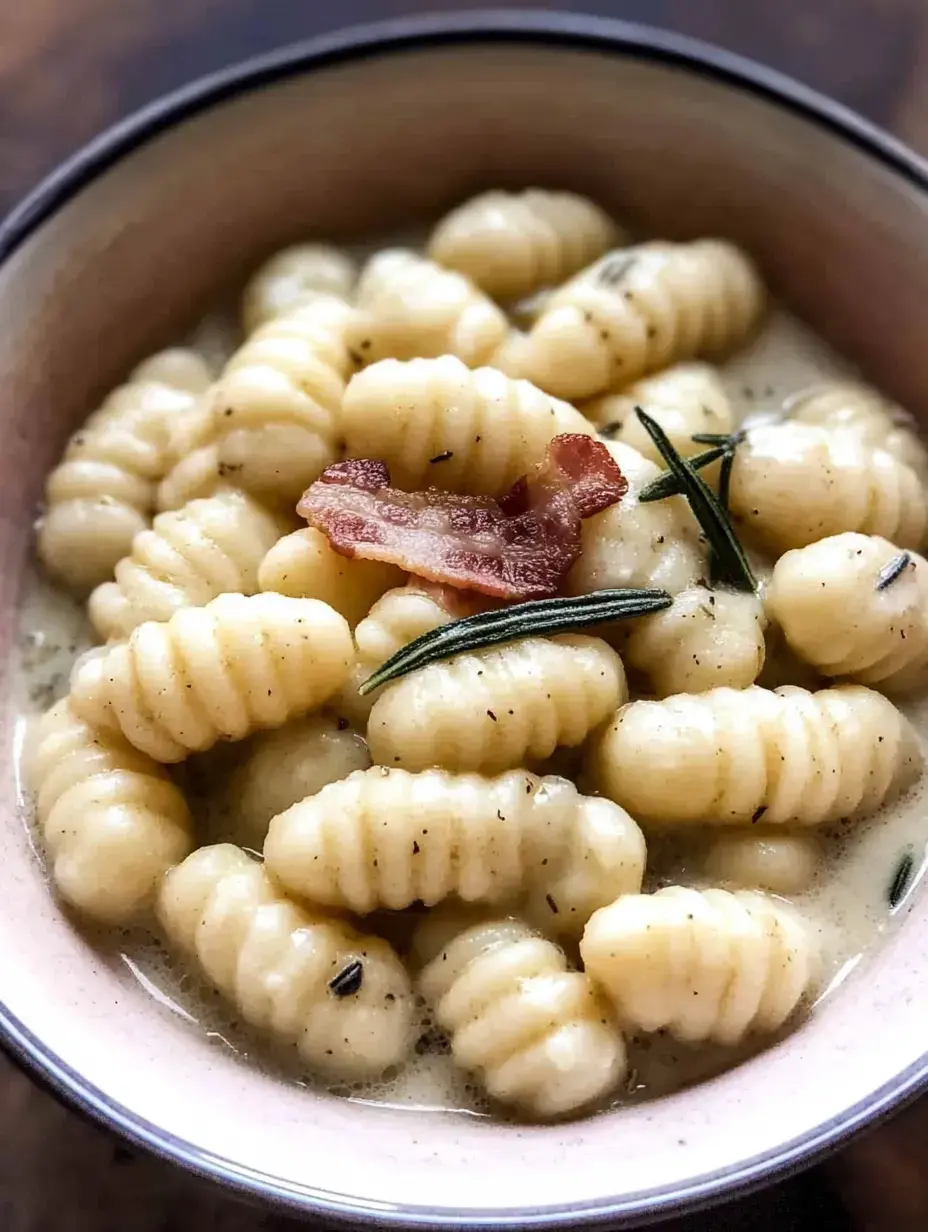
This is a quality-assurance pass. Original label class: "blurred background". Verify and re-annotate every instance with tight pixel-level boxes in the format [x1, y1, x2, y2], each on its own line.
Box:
[2, 1, 927, 1229]
[4, 0, 928, 218]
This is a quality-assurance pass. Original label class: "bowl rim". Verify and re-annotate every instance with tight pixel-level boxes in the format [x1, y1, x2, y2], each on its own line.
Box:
[3, 10, 928, 1228]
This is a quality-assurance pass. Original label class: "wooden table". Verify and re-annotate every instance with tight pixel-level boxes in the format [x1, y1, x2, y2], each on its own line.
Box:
[2, 2, 926, 1229]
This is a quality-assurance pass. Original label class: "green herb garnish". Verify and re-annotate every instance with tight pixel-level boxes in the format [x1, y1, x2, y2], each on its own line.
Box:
[634, 409, 755, 593]
[360, 588, 673, 695]
[887, 850, 915, 909]
[639, 430, 746, 504]
[637, 443, 729, 502]
[876, 552, 912, 592]
[718, 452, 734, 514]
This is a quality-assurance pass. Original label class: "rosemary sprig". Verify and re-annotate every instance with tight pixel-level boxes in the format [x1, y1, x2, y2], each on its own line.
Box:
[360, 588, 673, 695]
[876, 552, 912, 591]
[634, 408, 756, 594]
[639, 430, 746, 503]
[637, 444, 728, 501]
[718, 452, 734, 514]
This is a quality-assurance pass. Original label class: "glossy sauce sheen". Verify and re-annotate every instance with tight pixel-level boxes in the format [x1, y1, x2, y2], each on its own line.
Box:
[14, 308, 928, 1116]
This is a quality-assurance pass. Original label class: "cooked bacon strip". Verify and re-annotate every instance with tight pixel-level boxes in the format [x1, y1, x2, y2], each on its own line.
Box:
[297, 435, 627, 600]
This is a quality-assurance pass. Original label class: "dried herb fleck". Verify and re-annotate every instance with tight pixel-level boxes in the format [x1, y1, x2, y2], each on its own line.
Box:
[888, 850, 915, 909]
[876, 552, 912, 592]
[329, 960, 364, 997]
[597, 254, 637, 287]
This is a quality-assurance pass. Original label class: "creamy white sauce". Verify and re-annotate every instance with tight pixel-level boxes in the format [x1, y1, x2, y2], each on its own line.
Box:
[14, 305, 928, 1118]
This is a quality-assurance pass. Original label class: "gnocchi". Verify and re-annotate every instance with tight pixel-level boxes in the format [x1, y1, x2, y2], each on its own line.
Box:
[38, 348, 212, 591]
[766, 533, 928, 691]
[583, 362, 733, 463]
[366, 634, 625, 774]
[27, 699, 192, 922]
[88, 489, 287, 640]
[415, 912, 625, 1116]
[158, 844, 416, 1079]
[623, 586, 767, 696]
[789, 380, 928, 482]
[241, 244, 357, 333]
[566, 440, 706, 599]
[589, 684, 920, 826]
[428, 189, 620, 300]
[348, 249, 510, 366]
[494, 240, 764, 400]
[340, 355, 594, 494]
[581, 886, 817, 1044]
[729, 422, 928, 553]
[264, 766, 645, 935]
[703, 831, 820, 896]
[68, 593, 354, 762]
[221, 714, 371, 846]
[257, 527, 404, 625]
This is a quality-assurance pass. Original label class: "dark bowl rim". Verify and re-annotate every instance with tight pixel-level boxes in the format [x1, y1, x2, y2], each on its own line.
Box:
[3, 9, 928, 1229]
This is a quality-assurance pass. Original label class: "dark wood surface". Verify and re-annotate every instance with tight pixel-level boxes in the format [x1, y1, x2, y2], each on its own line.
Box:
[2, 2, 927, 1229]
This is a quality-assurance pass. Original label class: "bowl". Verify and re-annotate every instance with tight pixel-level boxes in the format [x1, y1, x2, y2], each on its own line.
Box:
[2, 11, 928, 1228]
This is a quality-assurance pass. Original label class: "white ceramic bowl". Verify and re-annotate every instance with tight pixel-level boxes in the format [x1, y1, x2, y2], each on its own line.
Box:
[2, 12, 928, 1227]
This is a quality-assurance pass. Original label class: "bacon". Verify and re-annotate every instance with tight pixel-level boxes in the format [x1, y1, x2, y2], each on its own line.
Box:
[297, 435, 627, 600]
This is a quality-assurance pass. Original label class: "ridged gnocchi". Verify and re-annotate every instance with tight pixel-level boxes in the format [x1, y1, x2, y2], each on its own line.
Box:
[340, 355, 594, 494]
[589, 684, 920, 826]
[347, 249, 510, 366]
[88, 490, 286, 640]
[264, 766, 645, 935]
[428, 189, 620, 301]
[583, 362, 733, 463]
[789, 380, 928, 482]
[366, 634, 625, 774]
[581, 886, 817, 1044]
[158, 844, 416, 1079]
[69, 593, 355, 762]
[766, 533, 928, 691]
[729, 423, 928, 553]
[27, 700, 192, 922]
[624, 586, 767, 696]
[493, 240, 765, 400]
[211, 296, 354, 504]
[566, 440, 706, 598]
[334, 583, 479, 727]
[415, 912, 625, 1115]
[222, 714, 371, 845]
[258, 528, 404, 625]
[703, 831, 820, 896]
[38, 348, 212, 591]
[241, 243, 357, 333]
[158, 297, 353, 509]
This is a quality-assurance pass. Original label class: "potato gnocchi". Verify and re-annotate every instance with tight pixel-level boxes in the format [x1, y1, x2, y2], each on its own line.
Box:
[581, 886, 817, 1045]
[158, 845, 416, 1079]
[264, 766, 645, 934]
[38, 348, 212, 592]
[415, 912, 625, 1115]
[590, 684, 920, 826]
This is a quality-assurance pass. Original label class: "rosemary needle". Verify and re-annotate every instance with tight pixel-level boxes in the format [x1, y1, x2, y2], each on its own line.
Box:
[360, 588, 672, 695]
[634, 408, 755, 594]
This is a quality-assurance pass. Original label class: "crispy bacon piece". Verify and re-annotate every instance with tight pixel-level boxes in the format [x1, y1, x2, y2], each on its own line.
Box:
[297, 434, 627, 600]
